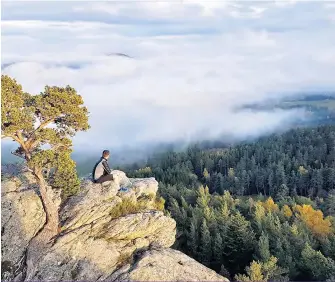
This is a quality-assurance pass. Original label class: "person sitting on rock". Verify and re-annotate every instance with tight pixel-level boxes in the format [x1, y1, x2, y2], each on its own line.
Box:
[92, 150, 114, 183]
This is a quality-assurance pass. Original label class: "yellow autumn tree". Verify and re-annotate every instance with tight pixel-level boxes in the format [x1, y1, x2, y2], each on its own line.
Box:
[235, 256, 285, 282]
[196, 185, 214, 220]
[261, 197, 279, 213]
[298, 165, 308, 175]
[294, 204, 332, 237]
[203, 168, 210, 178]
[290, 224, 299, 236]
[253, 201, 266, 231]
[254, 202, 266, 221]
[228, 167, 235, 178]
[282, 205, 293, 218]
[235, 260, 264, 282]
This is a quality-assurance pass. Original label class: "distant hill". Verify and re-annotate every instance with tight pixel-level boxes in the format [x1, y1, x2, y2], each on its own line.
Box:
[239, 92, 335, 126]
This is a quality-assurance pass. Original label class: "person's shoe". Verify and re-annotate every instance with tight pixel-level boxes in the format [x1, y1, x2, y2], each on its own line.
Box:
[119, 187, 129, 192]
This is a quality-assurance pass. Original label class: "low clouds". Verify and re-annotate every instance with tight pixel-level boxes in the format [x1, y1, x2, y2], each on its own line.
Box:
[1, 1, 335, 150]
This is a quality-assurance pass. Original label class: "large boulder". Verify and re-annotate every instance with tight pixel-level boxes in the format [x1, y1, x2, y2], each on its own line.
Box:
[61, 171, 159, 231]
[1, 166, 229, 282]
[26, 211, 176, 281]
[60, 179, 121, 231]
[111, 170, 132, 187]
[110, 248, 229, 282]
[1, 179, 45, 281]
[130, 177, 158, 197]
[61, 170, 158, 231]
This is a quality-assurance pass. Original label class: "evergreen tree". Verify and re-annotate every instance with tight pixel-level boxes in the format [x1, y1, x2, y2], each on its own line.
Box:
[196, 185, 210, 209]
[224, 212, 256, 274]
[1, 75, 89, 236]
[123, 124, 335, 281]
[255, 232, 271, 262]
[235, 256, 287, 282]
[301, 243, 335, 280]
[219, 265, 231, 281]
[199, 219, 212, 266]
[212, 231, 223, 266]
[187, 218, 199, 258]
[203, 168, 211, 188]
[323, 190, 335, 216]
[275, 184, 289, 202]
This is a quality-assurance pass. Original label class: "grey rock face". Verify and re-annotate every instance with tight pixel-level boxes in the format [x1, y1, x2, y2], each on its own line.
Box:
[1, 178, 45, 281]
[27, 211, 176, 281]
[1, 166, 229, 282]
[60, 179, 121, 231]
[110, 248, 230, 282]
[130, 177, 158, 197]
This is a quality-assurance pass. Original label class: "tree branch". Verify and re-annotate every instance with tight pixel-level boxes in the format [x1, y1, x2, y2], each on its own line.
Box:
[28, 139, 40, 151]
[26, 118, 54, 149]
[16, 131, 29, 153]
[11, 151, 26, 159]
[51, 143, 68, 151]
[7, 133, 22, 144]
[33, 119, 54, 136]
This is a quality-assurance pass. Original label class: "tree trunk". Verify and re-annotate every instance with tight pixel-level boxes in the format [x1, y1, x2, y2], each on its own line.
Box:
[23, 169, 61, 281]
[33, 169, 59, 234]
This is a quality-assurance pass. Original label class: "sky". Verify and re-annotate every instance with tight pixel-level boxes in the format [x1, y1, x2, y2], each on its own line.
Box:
[2, 1, 335, 151]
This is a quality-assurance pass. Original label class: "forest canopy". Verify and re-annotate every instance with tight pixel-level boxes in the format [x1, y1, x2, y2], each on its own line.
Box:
[125, 125, 335, 281]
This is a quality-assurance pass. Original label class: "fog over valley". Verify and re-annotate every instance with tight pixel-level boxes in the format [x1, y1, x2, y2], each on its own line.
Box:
[2, 1, 335, 156]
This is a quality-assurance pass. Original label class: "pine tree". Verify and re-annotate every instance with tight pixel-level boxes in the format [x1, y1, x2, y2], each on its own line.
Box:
[323, 190, 335, 216]
[253, 201, 266, 233]
[169, 197, 183, 228]
[214, 172, 224, 194]
[235, 256, 287, 282]
[212, 231, 223, 265]
[321, 235, 335, 261]
[1, 75, 89, 236]
[196, 185, 210, 209]
[180, 196, 189, 211]
[267, 172, 274, 196]
[301, 243, 335, 280]
[275, 184, 289, 202]
[276, 162, 287, 187]
[199, 219, 212, 266]
[255, 232, 271, 262]
[219, 265, 231, 280]
[187, 218, 199, 258]
[309, 169, 322, 197]
[224, 212, 256, 274]
[235, 260, 264, 282]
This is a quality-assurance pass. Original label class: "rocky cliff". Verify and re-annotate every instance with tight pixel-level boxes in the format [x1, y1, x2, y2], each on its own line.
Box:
[1, 164, 228, 282]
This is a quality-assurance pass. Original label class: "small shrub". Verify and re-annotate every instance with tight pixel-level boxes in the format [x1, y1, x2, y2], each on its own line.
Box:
[109, 198, 147, 219]
[154, 196, 165, 211]
[108, 194, 165, 219]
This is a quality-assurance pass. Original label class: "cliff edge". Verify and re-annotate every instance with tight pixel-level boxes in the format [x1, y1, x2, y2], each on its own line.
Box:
[1, 164, 228, 281]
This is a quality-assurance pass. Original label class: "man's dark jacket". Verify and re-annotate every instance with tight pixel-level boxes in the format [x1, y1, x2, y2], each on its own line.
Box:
[92, 157, 111, 181]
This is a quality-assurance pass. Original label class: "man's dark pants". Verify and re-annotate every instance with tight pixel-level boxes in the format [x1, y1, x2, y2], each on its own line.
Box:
[95, 174, 114, 183]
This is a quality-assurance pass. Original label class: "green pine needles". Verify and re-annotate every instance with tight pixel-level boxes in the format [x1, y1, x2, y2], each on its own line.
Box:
[1, 75, 90, 232]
